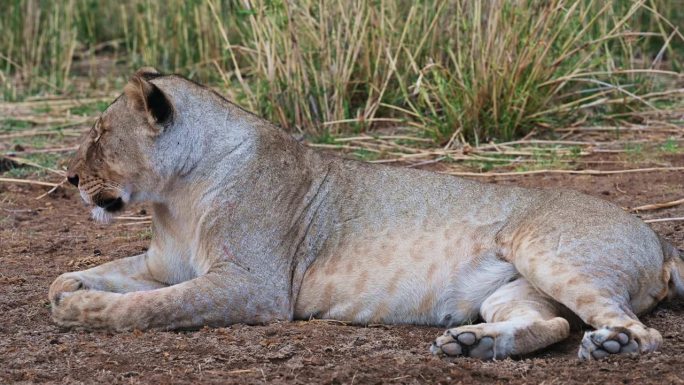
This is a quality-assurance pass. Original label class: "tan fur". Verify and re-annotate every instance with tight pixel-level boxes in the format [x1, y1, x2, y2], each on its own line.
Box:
[50, 68, 682, 361]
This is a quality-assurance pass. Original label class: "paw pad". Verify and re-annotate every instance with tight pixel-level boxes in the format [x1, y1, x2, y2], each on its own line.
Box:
[579, 328, 639, 360]
[432, 329, 498, 360]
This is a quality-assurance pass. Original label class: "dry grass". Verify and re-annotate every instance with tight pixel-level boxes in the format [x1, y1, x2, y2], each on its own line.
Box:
[1, 0, 683, 144]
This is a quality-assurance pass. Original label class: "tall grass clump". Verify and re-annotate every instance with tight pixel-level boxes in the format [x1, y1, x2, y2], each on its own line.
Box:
[1, 0, 682, 144]
[220, 0, 683, 143]
[0, 0, 80, 98]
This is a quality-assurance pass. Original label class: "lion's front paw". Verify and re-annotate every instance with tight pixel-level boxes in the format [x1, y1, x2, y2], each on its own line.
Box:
[51, 290, 120, 329]
[49, 273, 89, 307]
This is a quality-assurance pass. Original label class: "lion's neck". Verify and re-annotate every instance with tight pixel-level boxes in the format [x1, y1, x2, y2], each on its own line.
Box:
[147, 116, 338, 269]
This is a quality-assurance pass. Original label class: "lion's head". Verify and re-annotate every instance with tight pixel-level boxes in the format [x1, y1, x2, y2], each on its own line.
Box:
[67, 67, 174, 222]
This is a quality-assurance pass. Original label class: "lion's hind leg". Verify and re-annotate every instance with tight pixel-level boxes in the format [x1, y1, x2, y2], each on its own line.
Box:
[432, 278, 570, 360]
[566, 290, 662, 360]
[510, 240, 666, 360]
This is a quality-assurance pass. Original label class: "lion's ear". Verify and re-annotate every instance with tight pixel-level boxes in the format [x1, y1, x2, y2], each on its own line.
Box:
[124, 71, 173, 130]
[134, 67, 161, 78]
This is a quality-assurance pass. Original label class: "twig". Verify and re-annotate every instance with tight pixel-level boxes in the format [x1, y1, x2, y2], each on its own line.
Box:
[0, 128, 85, 140]
[644, 217, 684, 224]
[4, 146, 78, 155]
[0, 116, 90, 126]
[225, 369, 255, 375]
[0, 177, 61, 187]
[322, 118, 405, 126]
[115, 216, 152, 221]
[555, 125, 681, 133]
[446, 166, 684, 177]
[630, 198, 684, 212]
[35, 179, 66, 200]
[333, 135, 433, 143]
[474, 139, 596, 150]
[120, 221, 152, 226]
[0, 96, 111, 108]
[304, 318, 351, 325]
[2, 155, 65, 176]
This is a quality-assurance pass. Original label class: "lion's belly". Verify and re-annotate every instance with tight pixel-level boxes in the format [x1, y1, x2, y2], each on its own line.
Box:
[293, 227, 517, 326]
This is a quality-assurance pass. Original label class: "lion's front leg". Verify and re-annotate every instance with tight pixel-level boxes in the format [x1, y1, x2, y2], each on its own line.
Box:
[49, 253, 166, 308]
[51, 268, 290, 330]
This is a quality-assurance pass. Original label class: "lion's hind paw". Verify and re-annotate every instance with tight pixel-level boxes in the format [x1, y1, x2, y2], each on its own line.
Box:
[578, 327, 640, 360]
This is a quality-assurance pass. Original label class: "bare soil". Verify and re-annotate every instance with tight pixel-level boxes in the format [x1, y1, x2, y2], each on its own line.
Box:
[1, 153, 683, 385]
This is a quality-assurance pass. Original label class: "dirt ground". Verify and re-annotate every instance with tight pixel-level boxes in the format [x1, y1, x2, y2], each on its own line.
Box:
[1, 151, 683, 384]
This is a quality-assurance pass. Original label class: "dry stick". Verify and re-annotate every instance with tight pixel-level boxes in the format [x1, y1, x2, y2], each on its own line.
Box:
[351, 139, 424, 155]
[332, 135, 433, 143]
[0, 129, 85, 140]
[308, 143, 383, 153]
[470, 139, 597, 152]
[555, 126, 682, 133]
[305, 318, 351, 325]
[472, 149, 588, 157]
[7, 96, 113, 107]
[322, 118, 405, 127]
[4, 146, 78, 155]
[120, 221, 152, 226]
[374, 138, 426, 153]
[0, 116, 90, 125]
[630, 198, 684, 212]
[116, 216, 152, 221]
[225, 369, 256, 375]
[644, 217, 684, 224]
[2, 155, 65, 176]
[0, 177, 61, 187]
[372, 154, 473, 164]
[446, 166, 684, 177]
[35, 179, 66, 200]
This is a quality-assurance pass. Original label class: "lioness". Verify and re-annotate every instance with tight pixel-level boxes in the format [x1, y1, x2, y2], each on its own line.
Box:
[50, 68, 683, 360]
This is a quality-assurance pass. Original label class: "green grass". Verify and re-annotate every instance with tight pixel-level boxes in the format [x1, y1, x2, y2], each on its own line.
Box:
[69, 100, 109, 116]
[659, 137, 680, 153]
[1, 118, 75, 180]
[2, 152, 62, 178]
[466, 154, 519, 173]
[623, 143, 646, 162]
[0, 119, 32, 133]
[1, 0, 683, 145]
[351, 148, 380, 162]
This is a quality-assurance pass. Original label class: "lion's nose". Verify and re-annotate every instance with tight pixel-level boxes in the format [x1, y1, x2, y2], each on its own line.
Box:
[67, 173, 79, 187]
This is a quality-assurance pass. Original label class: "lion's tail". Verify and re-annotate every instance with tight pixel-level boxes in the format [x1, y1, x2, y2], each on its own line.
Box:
[661, 235, 684, 299]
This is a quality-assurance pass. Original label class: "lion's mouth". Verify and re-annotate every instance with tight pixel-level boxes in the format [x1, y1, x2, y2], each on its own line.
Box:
[82, 186, 132, 224]
[94, 196, 124, 212]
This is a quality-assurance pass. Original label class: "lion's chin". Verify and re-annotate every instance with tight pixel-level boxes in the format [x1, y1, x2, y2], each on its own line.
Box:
[91, 206, 115, 224]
